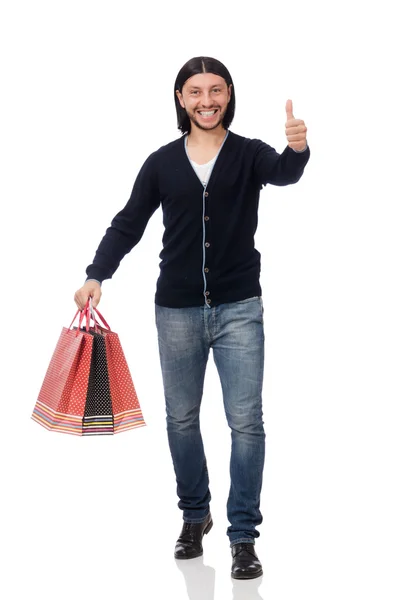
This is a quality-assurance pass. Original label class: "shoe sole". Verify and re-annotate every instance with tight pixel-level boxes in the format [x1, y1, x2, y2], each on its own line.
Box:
[231, 569, 263, 580]
[174, 518, 213, 560]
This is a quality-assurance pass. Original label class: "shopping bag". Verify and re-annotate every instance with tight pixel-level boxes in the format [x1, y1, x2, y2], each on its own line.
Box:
[82, 329, 114, 435]
[31, 309, 94, 435]
[89, 305, 146, 434]
[32, 300, 147, 436]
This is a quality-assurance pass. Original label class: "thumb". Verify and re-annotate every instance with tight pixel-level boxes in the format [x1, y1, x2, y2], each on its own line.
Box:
[286, 99, 294, 120]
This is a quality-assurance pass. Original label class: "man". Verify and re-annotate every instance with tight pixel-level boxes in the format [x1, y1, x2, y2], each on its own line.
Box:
[74, 56, 310, 580]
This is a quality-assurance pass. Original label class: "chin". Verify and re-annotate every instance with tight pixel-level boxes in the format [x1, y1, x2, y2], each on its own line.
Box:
[196, 118, 223, 131]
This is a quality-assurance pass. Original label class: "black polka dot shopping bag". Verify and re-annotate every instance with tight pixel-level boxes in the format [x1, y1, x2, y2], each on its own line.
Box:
[31, 300, 146, 436]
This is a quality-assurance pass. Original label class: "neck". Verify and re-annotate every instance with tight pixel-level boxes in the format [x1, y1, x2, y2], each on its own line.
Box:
[187, 123, 228, 147]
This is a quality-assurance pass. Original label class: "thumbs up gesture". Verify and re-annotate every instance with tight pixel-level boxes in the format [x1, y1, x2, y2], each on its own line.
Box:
[285, 99, 307, 151]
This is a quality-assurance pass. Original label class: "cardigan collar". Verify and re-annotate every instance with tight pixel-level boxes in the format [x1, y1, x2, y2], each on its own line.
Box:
[182, 129, 231, 190]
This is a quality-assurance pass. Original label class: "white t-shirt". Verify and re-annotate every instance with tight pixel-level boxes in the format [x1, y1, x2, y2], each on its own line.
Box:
[190, 156, 216, 186]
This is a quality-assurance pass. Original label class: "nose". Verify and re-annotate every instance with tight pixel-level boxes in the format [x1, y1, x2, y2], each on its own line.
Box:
[200, 92, 214, 107]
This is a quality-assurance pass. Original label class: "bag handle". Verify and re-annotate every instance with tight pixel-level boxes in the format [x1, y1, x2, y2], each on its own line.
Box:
[68, 300, 111, 336]
[88, 298, 111, 331]
[68, 303, 95, 336]
[69, 306, 87, 333]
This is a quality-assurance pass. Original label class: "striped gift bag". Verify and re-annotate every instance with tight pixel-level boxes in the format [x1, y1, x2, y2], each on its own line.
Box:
[82, 330, 114, 435]
[32, 301, 146, 436]
[31, 309, 94, 435]
[90, 306, 146, 434]
[102, 330, 146, 433]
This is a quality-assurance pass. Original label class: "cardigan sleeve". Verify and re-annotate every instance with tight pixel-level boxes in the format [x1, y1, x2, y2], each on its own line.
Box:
[85, 152, 161, 283]
[253, 140, 310, 187]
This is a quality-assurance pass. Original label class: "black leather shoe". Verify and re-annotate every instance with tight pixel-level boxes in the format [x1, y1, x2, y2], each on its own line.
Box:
[231, 543, 263, 579]
[174, 512, 213, 559]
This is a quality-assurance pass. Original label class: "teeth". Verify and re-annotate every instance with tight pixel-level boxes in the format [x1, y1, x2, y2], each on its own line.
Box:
[199, 110, 216, 116]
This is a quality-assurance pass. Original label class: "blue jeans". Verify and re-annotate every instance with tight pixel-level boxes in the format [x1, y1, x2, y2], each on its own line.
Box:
[155, 296, 266, 547]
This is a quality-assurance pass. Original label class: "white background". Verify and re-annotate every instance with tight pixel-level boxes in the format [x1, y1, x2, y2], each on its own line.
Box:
[1, 1, 396, 598]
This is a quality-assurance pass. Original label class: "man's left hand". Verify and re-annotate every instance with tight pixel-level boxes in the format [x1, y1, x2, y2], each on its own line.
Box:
[285, 99, 307, 151]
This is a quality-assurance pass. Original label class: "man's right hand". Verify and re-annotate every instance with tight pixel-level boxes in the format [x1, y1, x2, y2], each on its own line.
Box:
[74, 280, 102, 311]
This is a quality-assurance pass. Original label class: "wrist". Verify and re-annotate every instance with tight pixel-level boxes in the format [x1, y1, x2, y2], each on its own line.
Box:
[85, 278, 102, 287]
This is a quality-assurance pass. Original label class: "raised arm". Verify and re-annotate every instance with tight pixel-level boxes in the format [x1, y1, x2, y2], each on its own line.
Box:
[253, 99, 310, 187]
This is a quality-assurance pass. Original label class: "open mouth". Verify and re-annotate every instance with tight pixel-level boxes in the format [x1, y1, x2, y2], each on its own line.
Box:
[197, 109, 218, 120]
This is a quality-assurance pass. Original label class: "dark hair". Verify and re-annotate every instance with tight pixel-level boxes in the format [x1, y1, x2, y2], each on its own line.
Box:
[174, 56, 236, 134]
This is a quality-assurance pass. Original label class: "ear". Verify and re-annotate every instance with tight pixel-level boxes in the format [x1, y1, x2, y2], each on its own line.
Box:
[228, 84, 233, 103]
[176, 89, 185, 109]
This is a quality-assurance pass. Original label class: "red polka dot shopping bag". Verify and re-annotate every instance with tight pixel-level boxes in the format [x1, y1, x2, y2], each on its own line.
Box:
[31, 301, 146, 436]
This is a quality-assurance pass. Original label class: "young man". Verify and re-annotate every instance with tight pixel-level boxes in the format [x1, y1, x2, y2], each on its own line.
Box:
[74, 56, 310, 580]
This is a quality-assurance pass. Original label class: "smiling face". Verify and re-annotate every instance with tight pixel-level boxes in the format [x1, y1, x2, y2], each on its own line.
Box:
[176, 73, 232, 132]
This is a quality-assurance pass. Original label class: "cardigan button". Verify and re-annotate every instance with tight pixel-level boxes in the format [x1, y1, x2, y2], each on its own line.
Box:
[205, 242, 210, 248]
[204, 216, 209, 221]
[205, 291, 210, 296]
[204, 191, 209, 197]
[204, 267, 209, 273]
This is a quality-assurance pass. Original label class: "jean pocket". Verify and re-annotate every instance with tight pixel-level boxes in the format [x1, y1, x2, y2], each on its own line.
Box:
[234, 296, 261, 305]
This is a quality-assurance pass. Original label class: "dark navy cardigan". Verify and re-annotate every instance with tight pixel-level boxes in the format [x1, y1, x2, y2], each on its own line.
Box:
[85, 129, 310, 308]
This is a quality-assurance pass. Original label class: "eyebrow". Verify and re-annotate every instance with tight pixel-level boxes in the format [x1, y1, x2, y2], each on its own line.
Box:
[187, 84, 224, 90]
